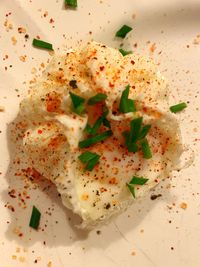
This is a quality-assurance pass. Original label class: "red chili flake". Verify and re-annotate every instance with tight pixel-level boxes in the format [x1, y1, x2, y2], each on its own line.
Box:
[37, 129, 42, 134]
[131, 60, 135, 65]
[49, 18, 54, 23]
[109, 82, 114, 88]
[100, 66, 105, 71]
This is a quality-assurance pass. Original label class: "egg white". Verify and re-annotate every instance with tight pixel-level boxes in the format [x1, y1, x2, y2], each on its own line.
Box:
[20, 42, 183, 228]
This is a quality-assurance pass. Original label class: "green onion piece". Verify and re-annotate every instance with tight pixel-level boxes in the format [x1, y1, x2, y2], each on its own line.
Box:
[170, 102, 187, 113]
[119, 85, 136, 113]
[130, 117, 143, 142]
[115, 25, 132, 38]
[69, 92, 85, 115]
[123, 131, 138, 152]
[78, 151, 100, 171]
[84, 124, 93, 134]
[102, 117, 111, 128]
[78, 151, 97, 163]
[32, 39, 53, 50]
[140, 138, 152, 159]
[119, 48, 133, 56]
[65, 0, 77, 7]
[129, 176, 149, 185]
[79, 130, 113, 148]
[88, 117, 103, 136]
[85, 154, 100, 171]
[29, 206, 41, 230]
[138, 124, 151, 140]
[126, 183, 135, 198]
[88, 93, 107, 105]
[127, 142, 138, 152]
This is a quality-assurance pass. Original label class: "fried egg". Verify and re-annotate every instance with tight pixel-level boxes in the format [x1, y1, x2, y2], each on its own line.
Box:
[20, 42, 183, 228]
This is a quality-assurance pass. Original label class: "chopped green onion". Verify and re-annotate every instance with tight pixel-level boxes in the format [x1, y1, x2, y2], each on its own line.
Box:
[140, 138, 152, 159]
[102, 117, 111, 128]
[78, 151, 97, 163]
[29, 206, 41, 230]
[127, 176, 148, 198]
[78, 151, 100, 171]
[115, 25, 132, 38]
[123, 118, 152, 155]
[69, 92, 85, 115]
[129, 176, 149, 185]
[85, 108, 111, 135]
[138, 124, 151, 140]
[88, 93, 107, 105]
[130, 117, 143, 142]
[170, 102, 187, 113]
[65, 0, 77, 7]
[119, 48, 133, 56]
[127, 142, 138, 152]
[119, 85, 136, 113]
[79, 130, 113, 148]
[85, 117, 103, 136]
[84, 124, 92, 134]
[32, 39, 53, 50]
[126, 183, 135, 198]
[85, 154, 100, 171]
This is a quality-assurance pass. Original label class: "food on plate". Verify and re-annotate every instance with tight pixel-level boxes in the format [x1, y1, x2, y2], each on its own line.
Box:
[20, 41, 183, 228]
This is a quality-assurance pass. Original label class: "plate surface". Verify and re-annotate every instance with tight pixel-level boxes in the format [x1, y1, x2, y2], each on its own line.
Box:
[0, 0, 200, 266]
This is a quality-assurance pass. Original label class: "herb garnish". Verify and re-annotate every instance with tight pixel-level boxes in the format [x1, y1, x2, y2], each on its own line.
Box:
[69, 92, 85, 115]
[119, 85, 136, 113]
[119, 48, 133, 56]
[115, 25, 132, 38]
[78, 151, 100, 171]
[65, 0, 77, 7]
[32, 39, 53, 50]
[29, 206, 41, 230]
[127, 176, 149, 198]
[170, 102, 187, 113]
[79, 130, 113, 148]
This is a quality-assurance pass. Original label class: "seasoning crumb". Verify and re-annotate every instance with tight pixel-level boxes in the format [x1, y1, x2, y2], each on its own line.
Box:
[150, 194, 162, 200]
[149, 43, 156, 53]
[18, 27, 26, 34]
[19, 55, 27, 62]
[140, 229, 144, 233]
[131, 251, 136, 256]
[11, 36, 17, 45]
[12, 255, 17, 260]
[180, 202, 187, 210]
[0, 106, 5, 112]
[47, 261, 52, 267]
[4, 19, 13, 31]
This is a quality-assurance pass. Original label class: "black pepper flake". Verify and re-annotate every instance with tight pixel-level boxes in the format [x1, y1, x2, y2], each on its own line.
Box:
[150, 194, 162, 200]
[25, 34, 29, 39]
[69, 80, 78, 89]
[105, 203, 111, 209]
[96, 230, 101, 235]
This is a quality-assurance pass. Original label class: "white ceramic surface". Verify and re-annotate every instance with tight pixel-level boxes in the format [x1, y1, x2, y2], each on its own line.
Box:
[0, 0, 200, 266]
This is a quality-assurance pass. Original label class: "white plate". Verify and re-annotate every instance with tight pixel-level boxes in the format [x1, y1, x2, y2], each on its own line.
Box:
[0, 0, 200, 266]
